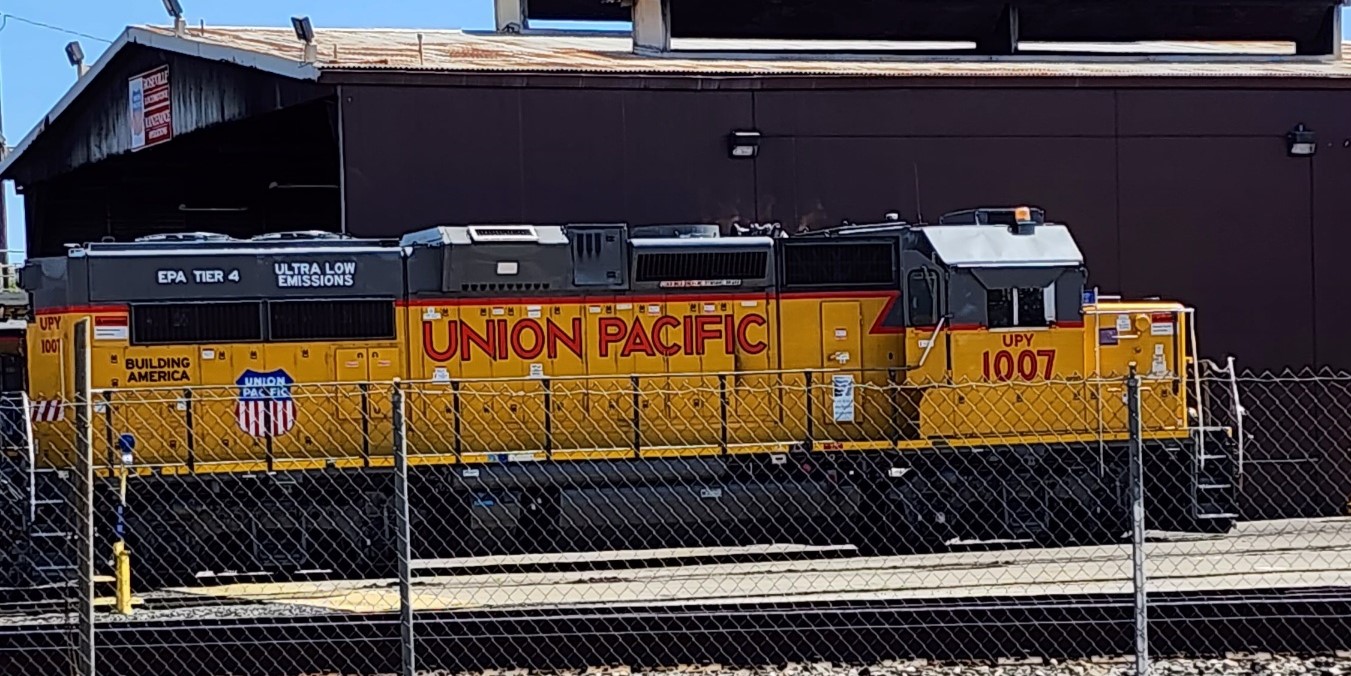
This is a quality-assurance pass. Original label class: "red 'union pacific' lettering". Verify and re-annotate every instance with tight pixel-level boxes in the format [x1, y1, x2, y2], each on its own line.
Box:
[423, 314, 768, 362]
[423, 318, 584, 363]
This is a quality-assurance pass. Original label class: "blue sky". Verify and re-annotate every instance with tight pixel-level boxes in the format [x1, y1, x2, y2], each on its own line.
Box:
[0, 0, 509, 258]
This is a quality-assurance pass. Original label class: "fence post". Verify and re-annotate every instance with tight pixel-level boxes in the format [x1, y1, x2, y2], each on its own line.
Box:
[1126, 363, 1149, 676]
[392, 379, 414, 676]
[73, 318, 95, 676]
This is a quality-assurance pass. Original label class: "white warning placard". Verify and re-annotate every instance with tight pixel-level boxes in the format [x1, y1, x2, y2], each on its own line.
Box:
[832, 374, 855, 423]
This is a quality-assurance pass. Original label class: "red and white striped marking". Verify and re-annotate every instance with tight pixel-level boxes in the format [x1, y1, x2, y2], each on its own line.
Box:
[235, 398, 296, 438]
[31, 399, 66, 422]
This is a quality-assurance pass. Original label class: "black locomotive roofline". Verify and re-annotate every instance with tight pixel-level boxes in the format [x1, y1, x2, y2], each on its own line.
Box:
[50, 205, 1049, 252]
[0, 204, 1067, 381]
[18, 205, 1087, 334]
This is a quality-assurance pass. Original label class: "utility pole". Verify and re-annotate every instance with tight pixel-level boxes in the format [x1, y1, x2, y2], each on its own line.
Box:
[0, 74, 11, 267]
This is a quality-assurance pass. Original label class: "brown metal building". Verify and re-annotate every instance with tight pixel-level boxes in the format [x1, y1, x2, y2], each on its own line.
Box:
[2, 7, 1350, 518]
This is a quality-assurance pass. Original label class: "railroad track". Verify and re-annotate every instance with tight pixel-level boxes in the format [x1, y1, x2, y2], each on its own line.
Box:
[0, 590, 267, 621]
[0, 543, 864, 624]
[0, 585, 1347, 676]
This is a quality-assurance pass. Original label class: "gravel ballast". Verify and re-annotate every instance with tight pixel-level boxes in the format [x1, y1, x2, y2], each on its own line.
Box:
[381, 656, 1351, 676]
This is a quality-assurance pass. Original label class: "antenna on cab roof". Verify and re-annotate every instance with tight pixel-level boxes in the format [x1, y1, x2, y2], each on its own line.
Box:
[913, 163, 924, 223]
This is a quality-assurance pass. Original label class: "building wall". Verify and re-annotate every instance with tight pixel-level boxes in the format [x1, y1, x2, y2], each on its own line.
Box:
[340, 81, 1351, 518]
[10, 45, 330, 188]
[15, 49, 335, 256]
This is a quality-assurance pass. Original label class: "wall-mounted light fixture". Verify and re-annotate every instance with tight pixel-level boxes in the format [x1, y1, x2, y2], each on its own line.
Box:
[64, 41, 87, 78]
[292, 16, 318, 63]
[728, 130, 760, 158]
[161, 0, 186, 34]
[1287, 123, 1316, 157]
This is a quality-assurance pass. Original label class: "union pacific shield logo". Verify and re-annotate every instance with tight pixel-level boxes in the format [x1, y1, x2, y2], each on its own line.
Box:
[235, 369, 297, 438]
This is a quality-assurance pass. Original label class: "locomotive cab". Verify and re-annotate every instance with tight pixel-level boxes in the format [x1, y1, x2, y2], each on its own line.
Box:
[811, 206, 1191, 441]
[904, 206, 1089, 386]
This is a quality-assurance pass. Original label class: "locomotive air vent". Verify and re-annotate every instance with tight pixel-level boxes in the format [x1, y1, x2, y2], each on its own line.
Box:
[635, 250, 767, 283]
[467, 225, 540, 243]
[630, 224, 720, 239]
[573, 231, 612, 259]
[134, 232, 234, 243]
[461, 282, 553, 292]
[252, 230, 346, 241]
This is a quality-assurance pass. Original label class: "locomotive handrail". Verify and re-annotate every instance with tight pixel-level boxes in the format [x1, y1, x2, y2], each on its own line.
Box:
[67, 364, 1197, 478]
[915, 316, 946, 369]
[1197, 355, 1246, 478]
[80, 367, 1149, 396]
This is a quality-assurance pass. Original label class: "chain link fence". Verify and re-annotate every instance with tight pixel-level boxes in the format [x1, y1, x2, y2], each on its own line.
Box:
[2, 356, 1349, 675]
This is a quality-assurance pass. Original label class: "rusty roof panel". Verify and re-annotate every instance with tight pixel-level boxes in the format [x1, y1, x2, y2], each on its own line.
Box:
[136, 24, 1351, 79]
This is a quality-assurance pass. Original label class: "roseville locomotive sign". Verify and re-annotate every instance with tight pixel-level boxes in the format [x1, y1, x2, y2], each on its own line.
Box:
[128, 65, 172, 151]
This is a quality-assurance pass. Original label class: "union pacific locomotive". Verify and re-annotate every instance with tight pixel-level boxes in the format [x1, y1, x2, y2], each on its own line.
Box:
[3, 206, 1241, 587]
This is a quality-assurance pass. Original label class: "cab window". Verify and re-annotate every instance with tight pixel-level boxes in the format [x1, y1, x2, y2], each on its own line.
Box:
[987, 285, 1053, 329]
[907, 269, 939, 326]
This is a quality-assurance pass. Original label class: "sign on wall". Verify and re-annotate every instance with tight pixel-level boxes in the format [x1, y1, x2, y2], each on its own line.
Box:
[128, 65, 172, 151]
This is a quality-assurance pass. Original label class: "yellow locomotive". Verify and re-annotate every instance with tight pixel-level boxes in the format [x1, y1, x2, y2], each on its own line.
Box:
[11, 206, 1238, 585]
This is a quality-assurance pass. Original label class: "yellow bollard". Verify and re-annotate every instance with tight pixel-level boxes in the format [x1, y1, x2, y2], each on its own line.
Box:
[113, 538, 132, 615]
[114, 457, 133, 616]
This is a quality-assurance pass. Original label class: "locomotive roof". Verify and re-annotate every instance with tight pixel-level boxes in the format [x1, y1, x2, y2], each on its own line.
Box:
[399, 225, 569, 247]
[22, 207, 1086, 311]
[630, 235, 775, 249]
[803, 209, 1085, 269]
[24, 232, 407, 308]
[918, 223, 1083, 268]
[69, 233, 396, 257]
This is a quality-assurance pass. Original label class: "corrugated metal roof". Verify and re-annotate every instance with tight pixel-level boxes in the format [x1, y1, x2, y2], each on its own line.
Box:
[7, 21, 1351, 182]
[136, 24, 1351, 78]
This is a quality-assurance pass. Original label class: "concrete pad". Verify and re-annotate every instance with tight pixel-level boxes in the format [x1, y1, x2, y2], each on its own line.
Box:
[171, 517, 1351, 615]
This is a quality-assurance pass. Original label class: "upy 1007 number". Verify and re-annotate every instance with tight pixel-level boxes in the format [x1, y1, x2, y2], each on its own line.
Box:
[981, 349, 1056, 381]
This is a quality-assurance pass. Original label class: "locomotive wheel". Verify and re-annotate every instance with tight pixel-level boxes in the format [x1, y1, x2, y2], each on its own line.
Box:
[1038, 498, 1127, 548]
[852, 479, 948, 556]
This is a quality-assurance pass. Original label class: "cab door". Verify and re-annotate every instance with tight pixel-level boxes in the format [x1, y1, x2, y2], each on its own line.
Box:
[662, 298, 707, 451]
[334, 349, 369, 424]
[197, 344, 266, 467]
[485, 304, 546, 457]
[903, 267, 949, 385]
[729, 294, 774, 447]
[411, 304, 459, 460]
[333, 347, 400, 463]
[817, 301, 862, 442]
[366, 347, 400, 421]
[584, 298, 637, 454]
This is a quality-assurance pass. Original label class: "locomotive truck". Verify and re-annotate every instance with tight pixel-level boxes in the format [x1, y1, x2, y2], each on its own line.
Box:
[1, 206, 1241, 587]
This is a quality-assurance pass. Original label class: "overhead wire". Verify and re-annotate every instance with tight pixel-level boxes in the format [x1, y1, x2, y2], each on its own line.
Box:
[0, 12, 113, 44]
[0, 11, 112, 261]
[0, 10, 118, 144]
